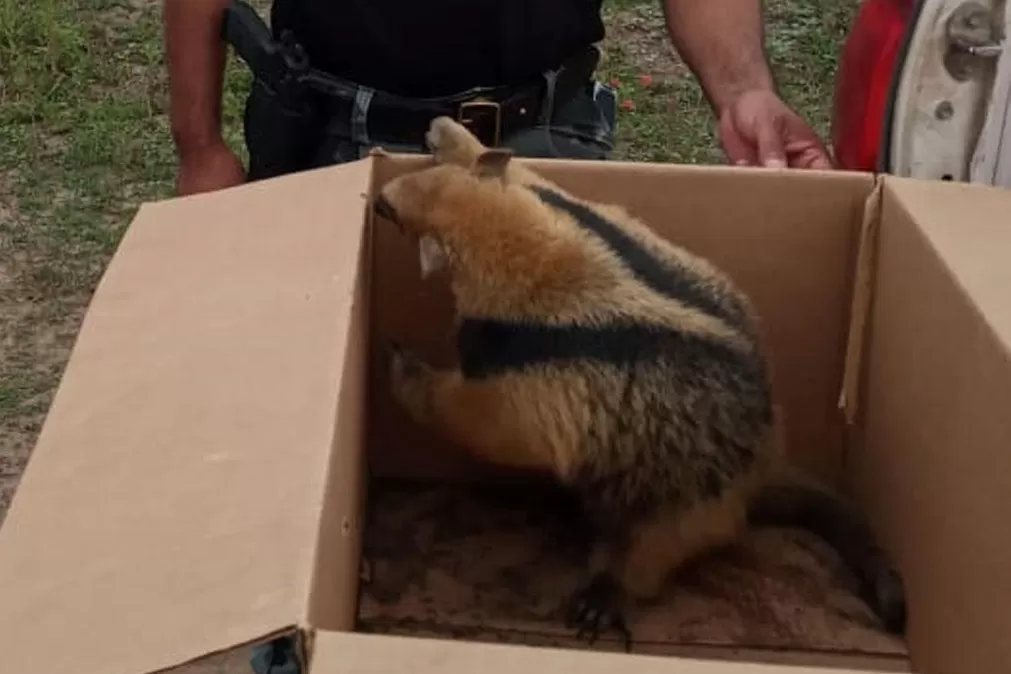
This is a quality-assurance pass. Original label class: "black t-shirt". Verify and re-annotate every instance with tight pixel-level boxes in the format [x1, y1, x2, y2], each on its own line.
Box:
[270, 0, 605, 97]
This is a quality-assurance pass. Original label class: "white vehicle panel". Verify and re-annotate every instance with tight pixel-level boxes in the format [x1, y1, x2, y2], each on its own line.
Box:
[969, 11, 1011, 186]
[889, 0, 1005, 184]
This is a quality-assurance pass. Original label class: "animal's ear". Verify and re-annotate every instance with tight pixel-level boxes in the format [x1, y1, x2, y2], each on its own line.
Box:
[473, 147, 514, 179]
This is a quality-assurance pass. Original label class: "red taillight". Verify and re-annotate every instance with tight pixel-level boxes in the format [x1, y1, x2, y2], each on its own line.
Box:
[831, 0, 915, 171]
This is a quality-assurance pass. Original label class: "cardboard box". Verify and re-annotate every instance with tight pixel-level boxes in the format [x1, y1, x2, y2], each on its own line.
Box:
[0, 153, 1008, 674]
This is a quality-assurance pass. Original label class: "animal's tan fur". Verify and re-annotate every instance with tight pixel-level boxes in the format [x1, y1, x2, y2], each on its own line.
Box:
[380, 122, 747, 348]
[373, 116, 907, 648]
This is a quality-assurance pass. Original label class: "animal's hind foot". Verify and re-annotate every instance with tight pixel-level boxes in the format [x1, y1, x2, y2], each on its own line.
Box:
[868, 566, 908, 635]
[425, 116, 485, 167]
[565, 574, 633, 652]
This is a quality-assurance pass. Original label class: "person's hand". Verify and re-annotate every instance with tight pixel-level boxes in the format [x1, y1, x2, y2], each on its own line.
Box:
[175, 140, 246, 196]
[717, 89, 834, 170]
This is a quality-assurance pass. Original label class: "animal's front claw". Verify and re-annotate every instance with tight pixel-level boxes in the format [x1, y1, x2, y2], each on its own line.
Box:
[388, 341, 424, 384]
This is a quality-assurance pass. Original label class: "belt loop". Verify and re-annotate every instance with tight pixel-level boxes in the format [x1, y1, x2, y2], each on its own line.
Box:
[538, 67, 560, 127]
[351, 86, 375, 145]
[534, 64, 567, 157]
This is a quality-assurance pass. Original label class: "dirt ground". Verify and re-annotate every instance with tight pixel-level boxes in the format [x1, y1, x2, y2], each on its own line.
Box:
[0, 0, 858, 671]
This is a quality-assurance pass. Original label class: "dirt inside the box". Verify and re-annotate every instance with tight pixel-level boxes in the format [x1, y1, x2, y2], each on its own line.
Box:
[356, 480, 909, 658]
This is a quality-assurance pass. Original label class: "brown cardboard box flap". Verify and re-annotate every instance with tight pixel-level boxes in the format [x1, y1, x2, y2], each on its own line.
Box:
[883, 176, 1011, 344]
[838, 176, 884, 424]
[0, 161, 373, 674]
[849, 175, 1011, 674]
[309, 632, 874, 674]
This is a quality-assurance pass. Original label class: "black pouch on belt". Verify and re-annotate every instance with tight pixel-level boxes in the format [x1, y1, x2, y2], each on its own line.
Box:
[222, 0, 329, 180]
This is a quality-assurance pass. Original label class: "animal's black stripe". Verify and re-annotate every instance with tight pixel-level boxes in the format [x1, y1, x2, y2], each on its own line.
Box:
[457, 317, 762, 382]
[458, 317, 772, 517]
[527, 185, 747, 331]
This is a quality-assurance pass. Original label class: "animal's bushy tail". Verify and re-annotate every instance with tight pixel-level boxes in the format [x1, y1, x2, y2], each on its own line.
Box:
[747, 470, 907, 635]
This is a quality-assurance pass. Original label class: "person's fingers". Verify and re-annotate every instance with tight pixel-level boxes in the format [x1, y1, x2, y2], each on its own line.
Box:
[717, 113, 757, 167]
[800, 149, 834, 170]
[754, 115, 787, 169]
[716, 92, 835, 170]
[782, 123, 835, 170]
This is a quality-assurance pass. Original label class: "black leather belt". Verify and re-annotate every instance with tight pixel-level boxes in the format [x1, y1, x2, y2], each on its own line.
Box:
[319, 80, 547, 149]
[309, 45, 601, 148]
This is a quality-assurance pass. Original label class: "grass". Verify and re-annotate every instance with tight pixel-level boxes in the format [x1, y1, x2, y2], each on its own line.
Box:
[0, 0, 858, 519]
[599, 0, 857, 163]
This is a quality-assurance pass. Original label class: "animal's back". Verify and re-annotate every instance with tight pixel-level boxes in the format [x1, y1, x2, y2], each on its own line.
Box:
[529, 184, 762, 340]
[449, 176, 778, 533]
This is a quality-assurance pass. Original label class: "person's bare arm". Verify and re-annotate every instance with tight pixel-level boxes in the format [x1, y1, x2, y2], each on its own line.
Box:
[661, 0, 776, 115]
[163, 0, 231, 156]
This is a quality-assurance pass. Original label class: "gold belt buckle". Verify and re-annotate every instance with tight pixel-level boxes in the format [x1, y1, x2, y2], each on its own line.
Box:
[457, 98, 502, 147]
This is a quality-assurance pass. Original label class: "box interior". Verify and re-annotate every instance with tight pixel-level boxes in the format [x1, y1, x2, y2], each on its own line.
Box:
[336, 156, 911, 672]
